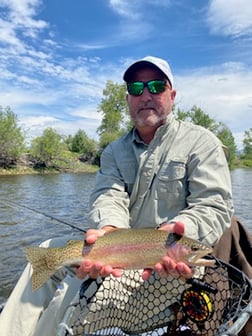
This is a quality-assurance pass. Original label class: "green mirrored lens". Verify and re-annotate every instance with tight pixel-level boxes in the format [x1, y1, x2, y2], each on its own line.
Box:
[127, 82, 144, 96]
[147, 80, 166, 94]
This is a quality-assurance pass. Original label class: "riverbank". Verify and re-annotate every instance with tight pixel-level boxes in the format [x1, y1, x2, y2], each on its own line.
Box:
[1, 161, 251, 176]
[0, 154, 251, 176]
[0, 162, 98, 176]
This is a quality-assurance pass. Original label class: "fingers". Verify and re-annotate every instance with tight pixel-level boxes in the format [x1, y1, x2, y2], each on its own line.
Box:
[101, 265, 123, 278]
[85, 226, 117, 244]
[142, 255, 193, 281]
[76, 259, 93, 279]
[76, 260, 105, 279]
[142, 268, 153, 281]
[154, 256, 193, 279]
[173, 221, 185, 235]
[76, 260, 123, 279]
[85, 228, 105, 244]
[159, 221, 185, 235]
[176, 262, 192, 278]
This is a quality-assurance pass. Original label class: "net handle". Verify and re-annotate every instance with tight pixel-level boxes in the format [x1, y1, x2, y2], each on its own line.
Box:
[220, 299, 252, 336]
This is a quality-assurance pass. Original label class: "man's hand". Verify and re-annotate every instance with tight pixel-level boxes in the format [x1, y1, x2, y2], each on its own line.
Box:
[76, 226, 123, 279]
[142, 221, 193, 281]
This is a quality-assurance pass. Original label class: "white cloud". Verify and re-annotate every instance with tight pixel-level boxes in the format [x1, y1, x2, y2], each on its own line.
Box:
[0, 0, 47, 32]
[109, 0, 140, 19]
[0, 86, 59, 108]
[0, 20, 26, 52]
[70, 106, 101, 121]
[21, 115, 58, 127]
[19, 115, 59, 144]
[20, 112, 101, 143]
[54, 118, 100, 140]
[207, 0, 252, 37]
[109, 0, 171, 19]
[106, 0, 173, 45]
[175, 62, 252, 149]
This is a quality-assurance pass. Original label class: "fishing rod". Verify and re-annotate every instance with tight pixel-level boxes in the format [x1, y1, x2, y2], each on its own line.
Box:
[0, 199, 86, 233]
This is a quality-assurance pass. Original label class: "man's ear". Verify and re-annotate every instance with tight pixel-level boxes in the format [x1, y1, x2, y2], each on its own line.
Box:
[171, 89, 176, 101]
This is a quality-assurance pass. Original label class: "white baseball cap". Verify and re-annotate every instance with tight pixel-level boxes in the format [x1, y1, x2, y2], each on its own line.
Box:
[123, 56, 174, 87]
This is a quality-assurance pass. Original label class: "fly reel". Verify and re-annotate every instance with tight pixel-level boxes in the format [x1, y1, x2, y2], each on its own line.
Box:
[181, 286, 214, 323]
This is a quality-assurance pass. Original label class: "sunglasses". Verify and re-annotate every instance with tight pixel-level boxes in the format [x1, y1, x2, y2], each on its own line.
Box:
[127, 79, 168, 96]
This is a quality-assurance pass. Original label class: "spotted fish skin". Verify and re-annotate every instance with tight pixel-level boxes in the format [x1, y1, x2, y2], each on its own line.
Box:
[24, 229, 214, 291]
[25, 240, 84, 291]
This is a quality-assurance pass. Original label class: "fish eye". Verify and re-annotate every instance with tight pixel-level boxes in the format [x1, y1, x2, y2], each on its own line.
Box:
[191, 246, 199, 251]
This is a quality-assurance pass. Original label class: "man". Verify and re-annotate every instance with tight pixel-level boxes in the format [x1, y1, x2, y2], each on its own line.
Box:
[0, 56, 233, 335]
[77, 55, 233, 281]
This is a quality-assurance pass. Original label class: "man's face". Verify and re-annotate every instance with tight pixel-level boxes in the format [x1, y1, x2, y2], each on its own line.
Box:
[126, 67, 176, 133]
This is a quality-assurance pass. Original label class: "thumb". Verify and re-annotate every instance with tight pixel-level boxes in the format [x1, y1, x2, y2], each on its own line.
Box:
[85, 229, 105, 244]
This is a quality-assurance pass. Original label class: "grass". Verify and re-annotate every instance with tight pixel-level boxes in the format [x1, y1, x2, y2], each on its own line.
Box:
[0, 152, 98, 176]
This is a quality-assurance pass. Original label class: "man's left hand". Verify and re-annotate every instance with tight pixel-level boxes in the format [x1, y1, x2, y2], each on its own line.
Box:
[142, 221, 193, 280]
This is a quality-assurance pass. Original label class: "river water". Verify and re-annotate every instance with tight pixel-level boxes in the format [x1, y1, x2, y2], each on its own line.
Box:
[0, 169, 251, 304]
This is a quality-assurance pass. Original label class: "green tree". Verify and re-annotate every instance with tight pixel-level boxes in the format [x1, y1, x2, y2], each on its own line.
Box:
[174, 105, 236, 165]
[0, 106, 25, 167]
[175, 106, 218, 132]
[97, 80, 129, 150]
[175, 107, 189, 121]
[30, 128, 63, 167]
[215, 122, 236, 164]
[66, 129, 97, 162]
[243, 128, 252, 159]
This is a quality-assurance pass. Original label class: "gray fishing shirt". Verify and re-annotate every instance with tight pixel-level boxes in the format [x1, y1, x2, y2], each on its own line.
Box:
[87, 114, 233, 246]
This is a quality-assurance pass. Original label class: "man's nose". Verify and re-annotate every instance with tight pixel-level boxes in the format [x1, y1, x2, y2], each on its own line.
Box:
[140, 86, 152, 100]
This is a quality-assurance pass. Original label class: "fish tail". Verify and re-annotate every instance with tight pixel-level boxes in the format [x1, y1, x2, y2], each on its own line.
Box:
[24, 246, 56, 291]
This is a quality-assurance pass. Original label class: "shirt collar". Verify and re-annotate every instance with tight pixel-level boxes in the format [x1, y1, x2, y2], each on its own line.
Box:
[131, 113, 174, 145]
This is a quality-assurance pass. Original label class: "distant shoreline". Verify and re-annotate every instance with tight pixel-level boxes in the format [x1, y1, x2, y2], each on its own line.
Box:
[0, 164, 98, 176]
[0, 159, 251, 177]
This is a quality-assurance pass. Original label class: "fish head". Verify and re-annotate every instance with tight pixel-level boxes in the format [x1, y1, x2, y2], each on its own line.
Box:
[165, 233, 214, 266]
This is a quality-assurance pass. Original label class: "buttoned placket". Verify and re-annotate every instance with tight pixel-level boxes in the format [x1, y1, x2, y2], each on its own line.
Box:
[129, 130, 167, 214]
[129, 117, 180, 224]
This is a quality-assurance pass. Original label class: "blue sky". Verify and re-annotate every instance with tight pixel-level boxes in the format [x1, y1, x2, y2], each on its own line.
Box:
[0, 0, 251, 149]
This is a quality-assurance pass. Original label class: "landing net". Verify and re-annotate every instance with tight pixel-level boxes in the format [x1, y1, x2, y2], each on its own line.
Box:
[58, 257, 252, 336]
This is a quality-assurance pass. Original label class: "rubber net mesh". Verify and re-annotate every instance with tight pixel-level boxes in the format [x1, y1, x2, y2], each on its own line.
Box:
[59, 257, 252, 336]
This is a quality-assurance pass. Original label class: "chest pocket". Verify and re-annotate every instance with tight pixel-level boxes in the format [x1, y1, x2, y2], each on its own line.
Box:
[157, 158, 187, 195]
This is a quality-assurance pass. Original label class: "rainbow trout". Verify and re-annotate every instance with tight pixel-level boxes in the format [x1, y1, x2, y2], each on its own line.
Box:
[24, 229, 215, 291]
